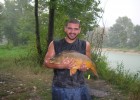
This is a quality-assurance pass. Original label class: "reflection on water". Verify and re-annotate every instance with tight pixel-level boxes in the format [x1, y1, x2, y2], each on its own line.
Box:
[103, 51, 140, 74]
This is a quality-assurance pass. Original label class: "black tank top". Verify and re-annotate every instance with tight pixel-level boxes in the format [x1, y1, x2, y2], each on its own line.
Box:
[53, 38, 86, 88]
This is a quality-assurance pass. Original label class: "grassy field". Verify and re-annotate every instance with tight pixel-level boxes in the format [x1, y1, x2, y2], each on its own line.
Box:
[0, 46, 140, 100]
[0, 46, 53, 100]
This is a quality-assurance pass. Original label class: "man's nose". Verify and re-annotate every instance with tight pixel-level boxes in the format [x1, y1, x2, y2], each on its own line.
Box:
[71, 29, 75, 32]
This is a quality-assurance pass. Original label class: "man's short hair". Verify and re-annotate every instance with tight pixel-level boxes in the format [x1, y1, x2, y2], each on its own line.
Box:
[65, 19, 80, 27]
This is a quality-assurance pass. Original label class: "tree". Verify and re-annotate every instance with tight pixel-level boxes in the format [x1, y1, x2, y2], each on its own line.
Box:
[46, 0, 103, 46]
[16, 0, 35, 45]
[1, 0, 103, 59]
[2, 0, 19, 46]
[108, 24, 122, 47]
[128, 25, 140, 48]
[47, 0, 55, 47]
[0, 2, 4, 42]
[55, 0, 102, 36]
[0, 2, 4, 15]
[107, 16, 134, 48]
[35, 0, 42, 55]
[2, 0, 34, 46]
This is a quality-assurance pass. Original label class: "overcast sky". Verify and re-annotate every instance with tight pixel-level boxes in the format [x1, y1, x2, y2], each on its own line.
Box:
[0, 0, 3, 3]
[99, 0, 140, 27]
[1, 0, 140, 27]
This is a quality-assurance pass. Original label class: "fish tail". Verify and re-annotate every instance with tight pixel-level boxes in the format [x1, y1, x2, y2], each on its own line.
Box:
[90, 66, 98, 77]
[89, 63, 99, 78]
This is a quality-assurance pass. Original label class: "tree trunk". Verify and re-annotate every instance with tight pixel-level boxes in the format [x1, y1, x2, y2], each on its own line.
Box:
[47, 0, 55, 47]
[35, 0, 42, 55]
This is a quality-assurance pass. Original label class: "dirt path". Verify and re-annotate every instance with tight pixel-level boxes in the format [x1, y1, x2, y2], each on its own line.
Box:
[0, 72, 52, 100]
[0, 73, 129, 100]
[86, 79, 129, 100]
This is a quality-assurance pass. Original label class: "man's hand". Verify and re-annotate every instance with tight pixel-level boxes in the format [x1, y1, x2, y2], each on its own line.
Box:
[61, 57, 75, 69]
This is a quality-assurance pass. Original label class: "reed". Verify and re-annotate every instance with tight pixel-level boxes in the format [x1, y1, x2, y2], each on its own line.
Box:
[92, 53, 140, 100]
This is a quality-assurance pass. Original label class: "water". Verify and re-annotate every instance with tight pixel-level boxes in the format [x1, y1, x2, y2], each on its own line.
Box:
[103, 51, 140, 74]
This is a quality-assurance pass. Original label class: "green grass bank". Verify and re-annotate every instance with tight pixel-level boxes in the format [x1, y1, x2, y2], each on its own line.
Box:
[0, 46, 140, 100]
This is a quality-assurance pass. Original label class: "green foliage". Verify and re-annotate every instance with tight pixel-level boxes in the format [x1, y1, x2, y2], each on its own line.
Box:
[0, 0, 103, 62]
[1, 0, 34, 46]
[0, 46, 53, 99]
[0, 45, 140, 99]
[108, 63, 140, 97]
[0, 45, 28, 58]
[54, 0, 103, 37]
[87, 51, 140, 98]
[92, 53, 111, 79]
[0, 2, 4, 41]
[98, 59, 140, 97]
[16, 3, 35, 45]
[128, 25, 140, 48]
[104, 16, 140, 50]
[107, 16, 133, 48]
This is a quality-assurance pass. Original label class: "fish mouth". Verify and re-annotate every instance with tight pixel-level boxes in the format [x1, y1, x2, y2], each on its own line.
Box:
[49, 60, 53, 63]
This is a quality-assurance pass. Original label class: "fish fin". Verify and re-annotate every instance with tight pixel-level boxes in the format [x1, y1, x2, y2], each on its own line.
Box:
[70, 68, 77, 76]
[86, 62, 99, 78]
[70, 60, 82, 76]
[90, 67, 99, 78]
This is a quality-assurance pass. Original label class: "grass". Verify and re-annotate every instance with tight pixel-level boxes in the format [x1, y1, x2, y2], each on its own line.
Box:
[0, 46, 140, 100]
[0, 46, 53, 100]
[94, 54, 140, 100]
[0, 45, 29, 58]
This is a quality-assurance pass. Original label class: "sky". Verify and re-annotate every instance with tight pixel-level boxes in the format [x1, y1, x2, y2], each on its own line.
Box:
[0, 0, 3, 3]
[0, 0, 140, 27]
[99, 0, 140, 27]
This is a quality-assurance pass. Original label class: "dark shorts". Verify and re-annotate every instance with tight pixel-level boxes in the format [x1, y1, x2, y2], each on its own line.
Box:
[52, 85, 91, 100]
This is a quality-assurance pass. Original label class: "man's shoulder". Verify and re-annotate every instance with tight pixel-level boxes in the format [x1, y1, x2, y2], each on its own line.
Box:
[53, 38, 65, 47]
[53, 38, 64, 42]
[78, 39, 86, 44]
[78, 39, 90, 44]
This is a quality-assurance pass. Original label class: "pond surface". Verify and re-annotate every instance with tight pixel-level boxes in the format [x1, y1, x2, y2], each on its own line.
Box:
[103, 51, 140, 74]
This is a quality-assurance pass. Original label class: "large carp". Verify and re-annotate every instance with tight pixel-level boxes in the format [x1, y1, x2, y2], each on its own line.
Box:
[50, 51, 98, 77]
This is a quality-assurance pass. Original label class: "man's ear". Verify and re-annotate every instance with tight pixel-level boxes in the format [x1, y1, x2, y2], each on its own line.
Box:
[78, 28, 81, 33]
[64, 27, 67, 32]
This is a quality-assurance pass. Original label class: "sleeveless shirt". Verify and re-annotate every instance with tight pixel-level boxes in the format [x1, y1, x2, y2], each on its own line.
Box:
[53, 38, 86, 88]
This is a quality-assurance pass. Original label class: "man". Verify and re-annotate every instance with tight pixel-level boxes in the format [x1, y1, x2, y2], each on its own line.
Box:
[44, 19, 92, 100]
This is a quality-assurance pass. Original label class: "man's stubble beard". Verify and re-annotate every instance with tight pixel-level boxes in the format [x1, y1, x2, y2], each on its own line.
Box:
[66, 33, 78, 40]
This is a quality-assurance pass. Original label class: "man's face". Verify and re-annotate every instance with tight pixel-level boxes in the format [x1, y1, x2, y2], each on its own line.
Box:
[64, 23, 81, 40]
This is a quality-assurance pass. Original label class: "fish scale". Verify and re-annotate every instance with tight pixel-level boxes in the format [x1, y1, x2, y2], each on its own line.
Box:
[50, 51, 98, 77]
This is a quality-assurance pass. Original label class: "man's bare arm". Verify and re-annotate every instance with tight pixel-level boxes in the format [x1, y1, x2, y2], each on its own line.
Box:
[43, 41, 73, 69]
[86, 41, 91, 58]
[79, 41, 91, 71]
